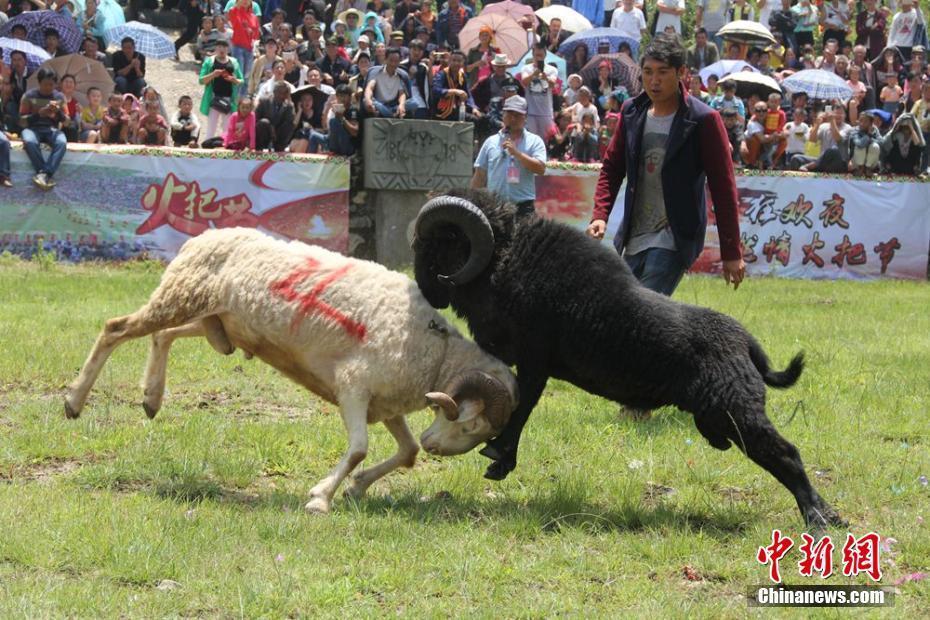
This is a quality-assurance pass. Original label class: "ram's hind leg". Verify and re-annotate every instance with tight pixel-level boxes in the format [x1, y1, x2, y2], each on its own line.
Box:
[344, 416, 419, 500]
[708, 401, 846, 530]
[65, 288, 214, 419]
[141, 316, 234, 419]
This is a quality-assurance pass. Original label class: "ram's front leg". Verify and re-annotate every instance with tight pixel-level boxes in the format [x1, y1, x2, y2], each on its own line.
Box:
[306, 389, 370, 514]
[344, 416, 419, 500]
[480, 362, 549, 481]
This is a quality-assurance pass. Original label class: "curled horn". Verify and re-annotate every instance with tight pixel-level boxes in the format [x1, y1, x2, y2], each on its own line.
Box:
[445, 371, 513, 431]
[425, 392, 459, 421]
[413, 196, 495, 286]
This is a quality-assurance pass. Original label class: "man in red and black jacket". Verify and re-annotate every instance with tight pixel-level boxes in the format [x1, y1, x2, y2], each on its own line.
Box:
[587, 33, 745, 296]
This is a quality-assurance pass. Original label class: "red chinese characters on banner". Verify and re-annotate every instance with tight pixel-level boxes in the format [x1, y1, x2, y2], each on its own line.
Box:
[831, 234, 868, 268]
[842, 532, 883, 582]
[819, 194, 850, 229]
[757, 529, 795, 583]
[762, 231, 792, 266]
[798, 533, 834, 578]
[269, 257, 367, 341]
[741, 232, 759, 263]
[873, 237, 901, 275]
[136, 173, 258, 236]
[802, 231, 826, 268]
[779, 194, 814, 228]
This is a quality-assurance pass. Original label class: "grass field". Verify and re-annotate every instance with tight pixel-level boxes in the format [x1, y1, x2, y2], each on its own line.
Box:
[0, 258, 928, 617]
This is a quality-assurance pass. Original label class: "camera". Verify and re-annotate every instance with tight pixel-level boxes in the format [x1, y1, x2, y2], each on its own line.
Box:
[824, 105, 833, 113]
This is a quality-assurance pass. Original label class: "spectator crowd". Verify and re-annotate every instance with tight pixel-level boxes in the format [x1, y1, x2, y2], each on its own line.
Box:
[0, 0, 928, 190]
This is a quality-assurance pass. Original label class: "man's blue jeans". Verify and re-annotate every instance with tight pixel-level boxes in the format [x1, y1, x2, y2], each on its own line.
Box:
[624, 247, 687, 296]
[22, 127, 67, 177]
[308, 117, 355, 156]
[372, 100, 398, 117]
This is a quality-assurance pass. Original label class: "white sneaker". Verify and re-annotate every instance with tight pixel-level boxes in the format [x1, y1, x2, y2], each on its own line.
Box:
[32, 173, 47, 189]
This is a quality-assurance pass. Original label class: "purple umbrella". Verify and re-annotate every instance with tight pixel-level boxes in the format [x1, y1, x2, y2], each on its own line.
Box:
[0, 37, 51, 72]
[0, 11, 83, 54]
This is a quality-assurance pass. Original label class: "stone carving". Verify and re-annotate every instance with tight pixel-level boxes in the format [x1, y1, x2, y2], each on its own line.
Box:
[363, 119, 473, 190]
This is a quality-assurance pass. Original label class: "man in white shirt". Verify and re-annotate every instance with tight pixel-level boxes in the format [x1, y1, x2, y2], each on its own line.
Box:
[610, 0, 647, 45]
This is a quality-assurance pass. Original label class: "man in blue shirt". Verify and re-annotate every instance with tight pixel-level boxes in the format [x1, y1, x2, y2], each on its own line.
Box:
[471, 95, 547, 216]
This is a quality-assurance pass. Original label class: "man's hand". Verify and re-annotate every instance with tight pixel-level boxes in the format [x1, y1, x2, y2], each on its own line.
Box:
[365, 98, 375, 113]
[502, 137, 516, 155]
[586, 219, 607, 239]
[722, 258, 746, 289]
[396, 106, 405, 119]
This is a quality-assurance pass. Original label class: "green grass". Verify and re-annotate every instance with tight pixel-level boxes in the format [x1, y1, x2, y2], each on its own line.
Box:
[0, 259, 928, 617]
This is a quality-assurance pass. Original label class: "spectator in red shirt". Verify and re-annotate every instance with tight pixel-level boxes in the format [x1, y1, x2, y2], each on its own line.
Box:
[228, 0, 260, 94]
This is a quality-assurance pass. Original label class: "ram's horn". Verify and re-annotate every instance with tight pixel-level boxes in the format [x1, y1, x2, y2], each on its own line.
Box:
[413, 196, 495, 286]
[425, 392, 459, 421]
[445, 370, 512, 431]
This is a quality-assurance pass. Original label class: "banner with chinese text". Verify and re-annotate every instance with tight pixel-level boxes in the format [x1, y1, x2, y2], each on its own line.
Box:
[0, 145, 350, 261]
[694, 174, 930, 281]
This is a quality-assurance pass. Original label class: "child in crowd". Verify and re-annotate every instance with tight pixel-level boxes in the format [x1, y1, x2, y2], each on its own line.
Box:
[100, 92, 129, 144]
[571, 112, 599, 163]
[722, 108, 744, 164]
[80, 86, 105, 143]
[170, 95, 201, 147]
[783, 107, 810, 165]
[223, 97, 255, 151]
[562, 74, 583, 107]
[600, 112, 620, 160]
[122, 94, 141, 142]
[568, 86, 600, 134]
[880, 73, 903, 117]
[136, 100, 169, 146]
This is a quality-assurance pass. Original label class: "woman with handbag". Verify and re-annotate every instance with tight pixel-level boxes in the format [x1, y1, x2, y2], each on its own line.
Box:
[199, 40, 244, 141]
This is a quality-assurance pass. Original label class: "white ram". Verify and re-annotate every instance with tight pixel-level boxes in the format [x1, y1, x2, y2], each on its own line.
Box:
[64, 228, 518, 513]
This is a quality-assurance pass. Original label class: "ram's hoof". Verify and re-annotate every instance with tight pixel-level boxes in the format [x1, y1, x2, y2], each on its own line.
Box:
[64, 400, 80, 419]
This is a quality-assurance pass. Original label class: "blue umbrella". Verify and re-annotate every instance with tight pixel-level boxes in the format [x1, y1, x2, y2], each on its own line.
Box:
[0, 10, 83, 54]
[558, 27, 639, 60]
[105, 21, 175, 59]
[782, 69, 853, 101]
[699, 60, 756, 86]
[508, 49, 568, 82]
[0, 37, 52, 72]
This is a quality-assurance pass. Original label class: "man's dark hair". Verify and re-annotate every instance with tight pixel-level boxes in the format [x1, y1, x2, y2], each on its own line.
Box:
[178, 94, 192, 105]
[11, 24, 26, 33]
[36, 67, 58, 83]
[215, 39, 229, 48]
[385, 47, 402, 59]
[272, 59, 285, 69]
[695, 27, 707, 36]
[44, 28, 59, 39]
[450, 50, 466, 60]
[271, 8, 285, 17]
[9, 50, 26, 61]
[409, 39, 424, 51]
[641, 33, 686, 69]
[121, 36, 135, 47]
[335, 84, 352, 96]
[533, 40, 547, 51]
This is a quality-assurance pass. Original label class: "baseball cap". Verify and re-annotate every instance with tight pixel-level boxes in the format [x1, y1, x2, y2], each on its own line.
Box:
[502, 95, 527, 114]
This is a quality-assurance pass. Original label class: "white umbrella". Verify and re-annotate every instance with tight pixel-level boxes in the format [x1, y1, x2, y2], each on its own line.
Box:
[717, 20, 777, 46]
[718, 72, 782, 98]
[534, 5, 592, 34]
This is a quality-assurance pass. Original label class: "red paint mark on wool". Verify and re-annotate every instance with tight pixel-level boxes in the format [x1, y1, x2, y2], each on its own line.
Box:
[270, 258, 367, 342]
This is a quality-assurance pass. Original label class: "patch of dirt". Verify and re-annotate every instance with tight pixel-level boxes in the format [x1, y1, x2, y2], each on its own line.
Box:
[716, 485, 758, 503]
[642, 481, 677, 507]
[0, 456, 86, 484]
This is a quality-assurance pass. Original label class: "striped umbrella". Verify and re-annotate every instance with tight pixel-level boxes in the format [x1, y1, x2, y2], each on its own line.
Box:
[782, 69, 853, 101]
[558, 27, 639, 60]
[0, 37, 52, 72]
[105, 21, 175, 60]
[0, 10, 83, 54]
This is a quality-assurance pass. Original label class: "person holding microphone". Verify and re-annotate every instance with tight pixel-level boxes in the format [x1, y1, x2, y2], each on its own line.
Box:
[471, 95, 547, 217]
